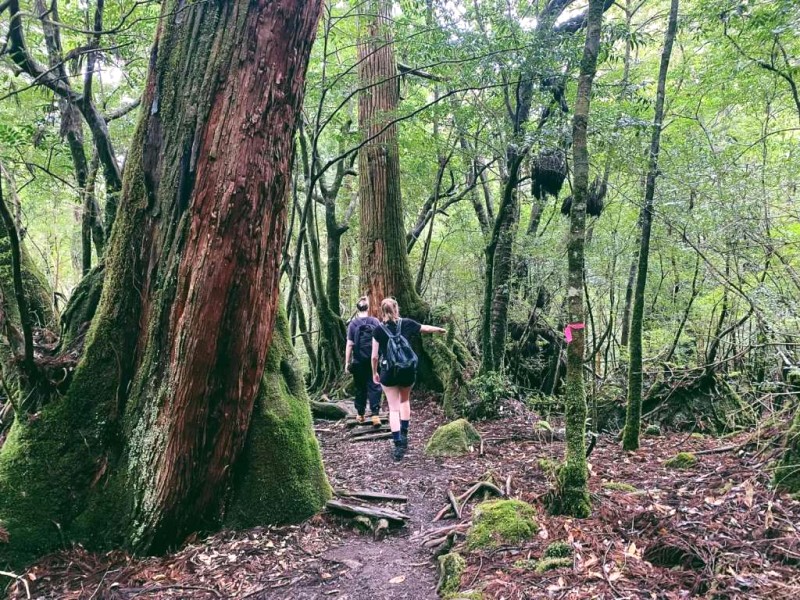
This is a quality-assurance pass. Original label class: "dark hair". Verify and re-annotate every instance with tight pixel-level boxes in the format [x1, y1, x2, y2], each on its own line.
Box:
[356, 296, 369, 312]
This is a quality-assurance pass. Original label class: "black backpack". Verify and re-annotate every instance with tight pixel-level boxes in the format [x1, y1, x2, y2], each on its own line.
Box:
[379, 318, 418, 384]
[352, 319, 376, 365]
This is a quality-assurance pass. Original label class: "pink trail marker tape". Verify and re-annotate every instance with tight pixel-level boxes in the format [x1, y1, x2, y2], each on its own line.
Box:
[564, 322, 585, 343]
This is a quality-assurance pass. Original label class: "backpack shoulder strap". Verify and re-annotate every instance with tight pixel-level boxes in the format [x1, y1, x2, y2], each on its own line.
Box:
[381, 318, 401, 339]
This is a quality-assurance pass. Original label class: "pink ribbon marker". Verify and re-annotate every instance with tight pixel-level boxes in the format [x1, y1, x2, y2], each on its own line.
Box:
[564, 322, 585, 343]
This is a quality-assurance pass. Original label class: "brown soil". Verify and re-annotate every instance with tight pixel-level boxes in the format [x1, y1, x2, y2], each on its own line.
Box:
[3, 395, 800, 599]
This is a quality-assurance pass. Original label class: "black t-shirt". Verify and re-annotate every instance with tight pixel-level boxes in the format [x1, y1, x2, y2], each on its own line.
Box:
[372, 318, 422, 357]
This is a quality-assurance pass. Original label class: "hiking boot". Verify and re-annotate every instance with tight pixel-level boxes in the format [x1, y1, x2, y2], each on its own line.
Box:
[392, 443, 406, 462]
[356, 414, 365, 424]
[371, 415, 382, 428]
[399, 434, 408, 449]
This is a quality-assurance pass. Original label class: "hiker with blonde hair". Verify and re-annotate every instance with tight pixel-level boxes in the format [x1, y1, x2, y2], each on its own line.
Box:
[371, 297, 446, 461]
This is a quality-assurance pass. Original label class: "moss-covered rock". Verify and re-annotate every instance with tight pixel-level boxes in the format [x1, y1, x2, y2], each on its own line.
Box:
[226, 310, 331, 527]
[543, 541, 573, 559]
[644, 424, 662, 437]
[602, 481, 638, 493]
[466, 499, 538, 550]
[664, 452, 698, 469]
[535, 557, 572, 573]
[425, 419, 481, 457]
[437, 552, 466, 596]
[310, 401, 349, 420]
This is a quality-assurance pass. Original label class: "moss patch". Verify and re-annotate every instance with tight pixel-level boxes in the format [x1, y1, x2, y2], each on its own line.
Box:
[466, 499, 538, 550]
[644, 424, 662, 437]
[602, 481, 638, 493]
[664, 452, 698, 469]
[537, 458, 558, 475]
[437, 552, 466, 596]
[543, 541, 573, 559]
[425, 419, 481, 457]
[226, 310, 331, 527]
[535, 557, 573, 573]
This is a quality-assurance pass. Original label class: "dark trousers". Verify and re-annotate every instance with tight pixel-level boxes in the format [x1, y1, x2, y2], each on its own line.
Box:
[351, 361, 382, 416]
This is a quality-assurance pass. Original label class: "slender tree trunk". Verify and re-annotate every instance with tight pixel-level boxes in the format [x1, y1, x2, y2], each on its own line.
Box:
[0, 0, 327, 563]
[357, 0, 427, 319]
[547, 0, 605, 519]
[622, 0, 680, 452]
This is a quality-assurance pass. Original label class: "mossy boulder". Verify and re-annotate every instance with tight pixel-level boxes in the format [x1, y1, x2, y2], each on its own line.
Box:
[535, 557, 572, 573]
[644, 424, 662, 437]
[466, 499, 538, 550]
[425, 419, 481, 457]
[310, 401, 349, 420]
[543, 541, 573, 559]
[437, 552, 466, 596]
[664, 452, 698, 469]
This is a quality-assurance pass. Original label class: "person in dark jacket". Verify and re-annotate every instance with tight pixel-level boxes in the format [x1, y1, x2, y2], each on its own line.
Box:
[371, 297, 446, 461]
[345, 297, 383, 426]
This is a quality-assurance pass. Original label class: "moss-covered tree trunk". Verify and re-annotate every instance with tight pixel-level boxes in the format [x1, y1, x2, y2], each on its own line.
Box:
[622, 0, 679, 452]
[548, 0, 605, 519]
[0, 0, 327, 565]
[357, 0, 427, 321]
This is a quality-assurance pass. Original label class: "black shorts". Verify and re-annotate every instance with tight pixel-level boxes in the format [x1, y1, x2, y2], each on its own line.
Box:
[380, 368, 416, 388]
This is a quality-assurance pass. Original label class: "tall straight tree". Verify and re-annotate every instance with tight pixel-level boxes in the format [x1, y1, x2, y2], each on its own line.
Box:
[623, 0, 680, 452]
[357, 0, 427, 319]
[548, 0, 605, 518]
[0, 0, 328, 564]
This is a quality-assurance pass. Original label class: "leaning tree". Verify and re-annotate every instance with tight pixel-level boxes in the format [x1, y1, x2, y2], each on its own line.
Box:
[0, 0, 328, 565]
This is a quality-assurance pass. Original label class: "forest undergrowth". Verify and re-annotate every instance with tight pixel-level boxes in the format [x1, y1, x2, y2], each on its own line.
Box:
[3, 395, 799, 600]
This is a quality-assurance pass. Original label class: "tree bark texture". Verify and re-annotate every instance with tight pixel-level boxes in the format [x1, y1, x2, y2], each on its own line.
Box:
[0, 0, 326, 565]
[357, 0, 427, 320]
[548, 0, 605, 519]
[622, 0, 679, 452]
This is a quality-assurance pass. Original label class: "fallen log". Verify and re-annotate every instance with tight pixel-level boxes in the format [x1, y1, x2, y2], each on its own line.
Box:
[326, 500, 409, 525]
[335, 490, 408, 503]
[350, 432, 393, 443]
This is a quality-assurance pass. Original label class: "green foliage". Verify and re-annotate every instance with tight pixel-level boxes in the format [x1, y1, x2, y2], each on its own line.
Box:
[425, 419, 481, 457]
[466, 499, 538, 550]
[664, 452, 699, 469]
[462, 372, 516, 421]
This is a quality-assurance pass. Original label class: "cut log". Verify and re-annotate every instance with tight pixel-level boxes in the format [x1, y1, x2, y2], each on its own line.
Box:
[326, 500, 409, 525]
[350, 432, 393, 443]
[335, 490, 408, 503]
[374, 518, 390, 541]
[311, 401, 349, 420]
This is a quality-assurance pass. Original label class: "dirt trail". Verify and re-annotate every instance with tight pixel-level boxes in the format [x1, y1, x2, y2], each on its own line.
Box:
[275, 399, 447, 600]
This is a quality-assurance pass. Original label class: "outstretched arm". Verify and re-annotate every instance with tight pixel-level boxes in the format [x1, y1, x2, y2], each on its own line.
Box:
[420, 324, 447, 334]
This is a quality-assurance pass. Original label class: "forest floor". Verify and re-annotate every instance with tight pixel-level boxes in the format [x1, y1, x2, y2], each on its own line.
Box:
[4, 396, 800, 599]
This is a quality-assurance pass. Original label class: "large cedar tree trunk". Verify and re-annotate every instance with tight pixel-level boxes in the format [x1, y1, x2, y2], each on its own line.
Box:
[622, 0, 679, 451]
[357, 0, 427, 321]
[547, 0, 605, 518]
[0, 0, 327, 565]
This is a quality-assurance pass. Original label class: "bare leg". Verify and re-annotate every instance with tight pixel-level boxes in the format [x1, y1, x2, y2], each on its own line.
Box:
[399, 386, 412, 421]
[383, 385, 402, 432]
